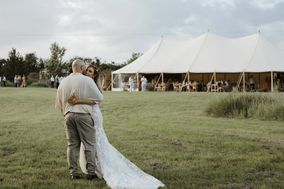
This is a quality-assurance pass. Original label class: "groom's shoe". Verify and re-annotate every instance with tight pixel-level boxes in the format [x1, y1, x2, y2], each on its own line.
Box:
[71, 175, 81, 180]
[86, 174, 98, 180]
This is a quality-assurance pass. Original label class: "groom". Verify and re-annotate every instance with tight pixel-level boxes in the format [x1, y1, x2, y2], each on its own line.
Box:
[56, 59, 103, 180]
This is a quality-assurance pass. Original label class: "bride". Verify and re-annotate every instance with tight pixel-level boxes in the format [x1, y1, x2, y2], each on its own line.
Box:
[68, 65, 165, 189]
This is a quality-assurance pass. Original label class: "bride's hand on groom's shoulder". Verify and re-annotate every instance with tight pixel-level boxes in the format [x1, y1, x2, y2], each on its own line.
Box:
[68, 96, 78, 105]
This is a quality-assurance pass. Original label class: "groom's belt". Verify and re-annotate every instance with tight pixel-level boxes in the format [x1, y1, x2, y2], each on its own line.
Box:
[64, 111, 91, 117]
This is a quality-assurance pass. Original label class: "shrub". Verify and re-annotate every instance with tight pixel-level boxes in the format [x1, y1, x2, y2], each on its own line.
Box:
[27, 72, 39, 85]
[146, 83, 155, 91]
[29, 81, 49, 88]
[3, 80, 14, 87]
[206, 93, 284, 121]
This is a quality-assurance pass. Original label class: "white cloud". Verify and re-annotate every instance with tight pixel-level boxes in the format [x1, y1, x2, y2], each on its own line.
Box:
[60, 0, 83, 9]
[58, 15, 72, 26]
[250, 0, 284, 10]
[184, 15, 198, 24]
[202, 0, 236, 10]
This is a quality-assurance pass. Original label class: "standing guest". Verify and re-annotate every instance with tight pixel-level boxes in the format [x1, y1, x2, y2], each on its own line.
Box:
[138, 76, 142, 91]
[17, 75, 22, 88]
[50, 75, 55, 88]
[0, 76, 2, 87]
[133, 77, 137, 91]
[141, 76, 148, 92]
[128, 76, 134, 92]
[14, 75, 18, 87]
[55, 75, 60, 88]
[2, 76, 6, 87]
[22, 75, 26, 88]
[249, 75, 255, 91]
[59, 76, 64, 85]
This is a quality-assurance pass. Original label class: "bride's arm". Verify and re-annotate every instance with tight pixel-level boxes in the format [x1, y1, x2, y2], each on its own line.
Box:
[68, 96, 97, 105]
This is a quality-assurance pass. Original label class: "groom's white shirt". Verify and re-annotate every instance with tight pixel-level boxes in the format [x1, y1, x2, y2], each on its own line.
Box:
[56, 72, 103, 116]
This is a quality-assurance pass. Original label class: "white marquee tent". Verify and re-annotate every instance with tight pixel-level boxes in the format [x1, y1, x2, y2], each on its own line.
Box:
[112, 32, 284, 91]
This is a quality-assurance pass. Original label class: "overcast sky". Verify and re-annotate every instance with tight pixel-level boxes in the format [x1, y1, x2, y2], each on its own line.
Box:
[1, 0, 284, 63]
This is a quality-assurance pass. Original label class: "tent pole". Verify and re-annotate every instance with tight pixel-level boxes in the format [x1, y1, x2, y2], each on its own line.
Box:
[237, 72, 242, 91]
[188, 72, 190, 92]
[154, 73, 162, 89]
[161, 73, 164, 91]
[214, 72, 217, 83]
[136, 73, 139, 91]
[210, 73, 214, 84]
[258, 73, 261, 89]
[271, 71, 274, 92]
[119, 74, 122, 89]
[207, 73, 215, 92]
[111, 72, 113, 91]
[181, 72, 189, 92]
[187, 72, 190, 83]
[242, 72, 246, 92]
[111, 74, 119, 90]
[182, 72, 188, 84]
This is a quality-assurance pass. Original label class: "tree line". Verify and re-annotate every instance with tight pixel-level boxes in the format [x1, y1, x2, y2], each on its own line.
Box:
[0, 42, 141, 83]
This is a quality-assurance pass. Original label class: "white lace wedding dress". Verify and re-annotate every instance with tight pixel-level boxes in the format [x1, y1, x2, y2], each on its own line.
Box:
[79, 104, 165, 189]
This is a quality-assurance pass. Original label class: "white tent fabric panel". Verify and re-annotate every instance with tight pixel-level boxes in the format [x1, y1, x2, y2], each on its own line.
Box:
[165, 35, 205, 73]
[140, 37, 193, 73]
[189, 34, 230, 72]
[190, 34, 260, 73]
[246, 35, 284, 72]
[112, 40, 161, 74]
[113, 32, 284, 74]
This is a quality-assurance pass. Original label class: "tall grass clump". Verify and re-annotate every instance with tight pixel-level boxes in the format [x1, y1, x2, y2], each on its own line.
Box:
[206, 93, 284, 121]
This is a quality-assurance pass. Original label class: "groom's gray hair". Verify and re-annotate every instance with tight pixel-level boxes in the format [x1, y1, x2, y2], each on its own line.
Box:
[72, 59, 86, 69]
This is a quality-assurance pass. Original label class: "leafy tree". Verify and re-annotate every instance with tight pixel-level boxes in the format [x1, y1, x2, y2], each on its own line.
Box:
[4, 48, 25, 80]
[0, 58, 6, 76]
[1, 49, 44, 81]
[45, 42, 66, 76]
[24, 53, 42, 73]
[38, 58, 45, 71]
[126, 52, 143, 64]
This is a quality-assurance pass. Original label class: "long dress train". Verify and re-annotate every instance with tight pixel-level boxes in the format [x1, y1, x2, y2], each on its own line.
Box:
[79, 104, 165, 189]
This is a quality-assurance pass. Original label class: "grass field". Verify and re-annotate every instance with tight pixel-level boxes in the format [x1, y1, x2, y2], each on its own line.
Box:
[0, 88, 283, 189]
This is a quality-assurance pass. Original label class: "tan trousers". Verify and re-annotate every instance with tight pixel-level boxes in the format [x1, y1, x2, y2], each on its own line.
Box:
[64, 112, 98, 176]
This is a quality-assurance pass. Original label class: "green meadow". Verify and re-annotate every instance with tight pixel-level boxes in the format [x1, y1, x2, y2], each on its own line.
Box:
[0, 88, 283, 189]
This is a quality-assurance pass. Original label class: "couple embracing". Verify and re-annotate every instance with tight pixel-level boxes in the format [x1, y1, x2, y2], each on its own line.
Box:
[56, 59, 165, 189]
